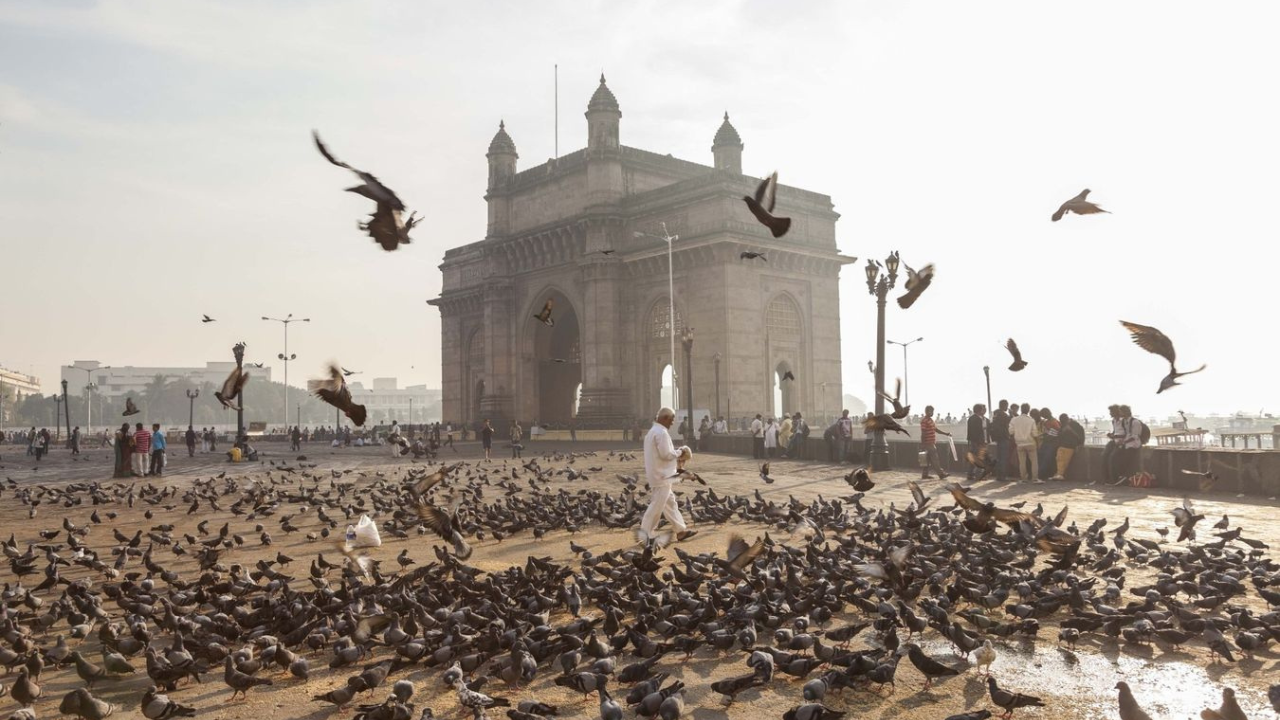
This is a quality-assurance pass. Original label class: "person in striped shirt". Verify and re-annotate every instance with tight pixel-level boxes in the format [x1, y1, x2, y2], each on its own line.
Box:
[132, 422, 152, 477]
[919, 406, 951, 480]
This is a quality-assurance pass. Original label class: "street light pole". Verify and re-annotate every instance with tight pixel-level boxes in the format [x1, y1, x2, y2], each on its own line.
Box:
[713, 352, 721, 420]
[682, 327, 695, 441]
[186, 388, 199, 428]
[635, 224, 680, 410]
[66, 365, 109, 435]
[263, 314, 310, 431]
[887, 337, 924, 406]
[865, 252, 901, 472]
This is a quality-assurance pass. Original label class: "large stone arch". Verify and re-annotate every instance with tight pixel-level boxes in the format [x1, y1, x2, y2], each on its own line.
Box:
[521, 286, 582, 424]
[463, 327, 485, 424]
[764, 292, 806, 418]
[642, 297, 686, 414]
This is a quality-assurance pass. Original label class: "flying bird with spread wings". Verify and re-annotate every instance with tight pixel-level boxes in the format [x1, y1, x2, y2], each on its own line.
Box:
[313, 130, 419, 251]
[533, 298, 555, 327]
[740, 251, 767, 262]
[897, 263, 935, 309]
[201, 315, 215, 323]
[878, 378, 910, 419]
[742, 171, 791, 238]
[214, 367, 249, 411]
[1051, 188, 1109, 222]
[864, 414, 910, 436]
[1005, 339, 1028, 372]
[310, 363, 367, 426]
[1119, 321, 1206, 393]
[416, 494, 472, 560]
[122, 398, 140, 417]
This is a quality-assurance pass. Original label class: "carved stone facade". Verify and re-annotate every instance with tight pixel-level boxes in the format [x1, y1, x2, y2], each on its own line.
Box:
[430, 76, 853, 427]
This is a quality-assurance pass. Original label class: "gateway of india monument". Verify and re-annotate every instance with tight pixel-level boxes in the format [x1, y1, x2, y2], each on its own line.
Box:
[430, 76, 853, 430]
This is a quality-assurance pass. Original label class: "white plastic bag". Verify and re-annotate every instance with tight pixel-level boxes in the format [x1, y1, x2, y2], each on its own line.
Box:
[345, 514, 382, 548]
[947, 436, 958, 462]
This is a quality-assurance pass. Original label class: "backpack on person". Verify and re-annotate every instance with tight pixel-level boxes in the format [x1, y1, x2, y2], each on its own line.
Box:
[1137, 420, 1151, 445]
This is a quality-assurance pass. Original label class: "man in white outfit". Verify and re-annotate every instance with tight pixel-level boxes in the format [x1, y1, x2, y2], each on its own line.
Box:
[640, 407, 698, 546]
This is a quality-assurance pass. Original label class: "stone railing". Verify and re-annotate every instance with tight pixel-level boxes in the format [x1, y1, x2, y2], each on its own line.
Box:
[702, 436, 1280, 497]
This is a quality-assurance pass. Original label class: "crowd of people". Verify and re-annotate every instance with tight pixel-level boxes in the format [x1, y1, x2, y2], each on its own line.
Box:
[964, 400, 1145, 484]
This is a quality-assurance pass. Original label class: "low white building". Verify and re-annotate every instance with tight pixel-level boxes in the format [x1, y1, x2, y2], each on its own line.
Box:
[0, 367, 41, 399]
[62, 360, 273, 398]
[347, 379, 441, 424]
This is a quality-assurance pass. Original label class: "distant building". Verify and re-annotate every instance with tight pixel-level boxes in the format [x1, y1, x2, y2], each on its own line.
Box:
[346, 379, 441, 424]
[0, 367, 41, 399]
[61, 360, 273, 398]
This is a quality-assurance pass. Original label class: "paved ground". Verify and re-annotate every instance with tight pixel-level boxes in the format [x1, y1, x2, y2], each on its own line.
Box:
[1, 440, 1278, 719]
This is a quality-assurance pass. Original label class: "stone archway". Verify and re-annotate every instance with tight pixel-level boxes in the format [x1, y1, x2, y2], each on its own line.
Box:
[774, 361, 794, 418]
[464, 328, 485, 425]
[531, 290, 581, 424]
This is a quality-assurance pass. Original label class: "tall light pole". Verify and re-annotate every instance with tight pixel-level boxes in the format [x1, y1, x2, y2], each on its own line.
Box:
[712, 352, 722, 420]
[681, 327, 695, 438]
[66, 365, 108, 435]
[53, 394, 64, 441]
[186, 388, 199, 429]
[262, 314, 310, 430]
[887, 337, 923, 406]
[635, 223, 680, 410]
[865, 252, 901, 472]
[0, 391, 8, 437]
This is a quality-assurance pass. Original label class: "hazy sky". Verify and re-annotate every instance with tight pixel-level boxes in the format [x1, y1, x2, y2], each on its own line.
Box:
[2, 1, 1276, 421]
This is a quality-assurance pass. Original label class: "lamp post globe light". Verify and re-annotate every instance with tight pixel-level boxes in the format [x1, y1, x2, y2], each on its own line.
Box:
[186, 388, 200, 429]
[681, 326, 695, 440]
[865, 251, 901, 472]
[66, 364, 108, 434]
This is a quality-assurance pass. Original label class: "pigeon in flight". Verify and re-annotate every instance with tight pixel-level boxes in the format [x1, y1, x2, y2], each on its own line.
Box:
[122, 398, 140, 417]
[311, 363, 367, 426]
[341, 367, 359, 376]
[864, 414, 910, 436]
[1005, 339, 1028, 372]
[533, 298, 555, 327]
[250, 362, 264, 368]
[1051, 188, 1109, 222]
[781, 371, 795, 382]
[313, 130, 418, 251]
[201, 315, 216, 323]
[878, 378, 910, 419]
[740, 251, 767, 262]
[214, 367, 249, 411]
[742, 171, 791, 238]
[1119, 320, 1206, 393]
[897, 263, 934, 309]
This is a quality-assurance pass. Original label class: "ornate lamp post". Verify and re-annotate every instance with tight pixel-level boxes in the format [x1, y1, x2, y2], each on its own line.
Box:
[232, 342, 247, 450]
[887, 337, 924, 406]
[983, 366, 992, 421]
[53, 394, 64, 441]
[60, 379, 69, 442]
[186, 388, 199, 429]
[865, 251, 900, 471]
[681, 326, 695, 440]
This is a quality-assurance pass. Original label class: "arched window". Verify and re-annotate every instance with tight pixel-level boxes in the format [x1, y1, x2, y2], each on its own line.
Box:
[649, 303, 685, 340]
[467, 329, 485, 370]
[766, 296, 801, 337]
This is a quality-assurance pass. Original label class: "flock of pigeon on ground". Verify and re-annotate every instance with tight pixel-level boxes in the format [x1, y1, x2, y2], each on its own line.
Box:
[2, 446, 1280, 720]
